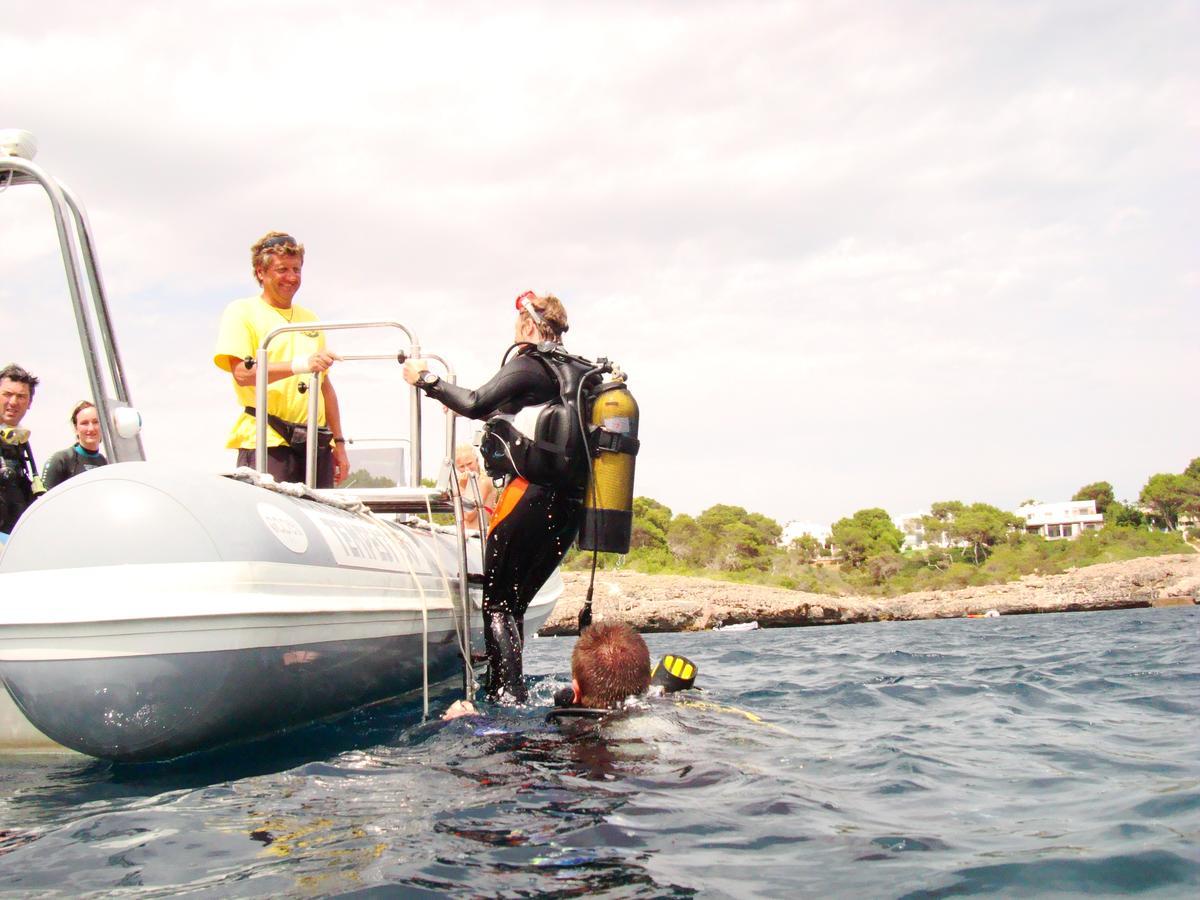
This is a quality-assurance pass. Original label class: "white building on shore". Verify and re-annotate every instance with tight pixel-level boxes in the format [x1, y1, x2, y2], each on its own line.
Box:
[780, 520, 831, 547]
[1016, 500, 1104, 540]
[895, 510, 951, 551]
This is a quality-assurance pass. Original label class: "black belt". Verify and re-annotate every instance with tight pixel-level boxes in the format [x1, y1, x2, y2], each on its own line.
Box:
[244, 407, 332, 450]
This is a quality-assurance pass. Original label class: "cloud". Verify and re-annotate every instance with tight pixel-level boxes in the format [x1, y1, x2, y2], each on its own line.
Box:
[3, 1, 1197, 525]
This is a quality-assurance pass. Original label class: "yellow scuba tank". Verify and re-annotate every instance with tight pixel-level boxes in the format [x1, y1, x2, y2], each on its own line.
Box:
[578, 380, 639, 553]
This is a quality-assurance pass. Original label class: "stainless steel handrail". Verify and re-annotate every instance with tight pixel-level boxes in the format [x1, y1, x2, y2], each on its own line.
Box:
[0, 156, 144, 463]
[255, 320, 475, 695]
[257, 320, 422, 487]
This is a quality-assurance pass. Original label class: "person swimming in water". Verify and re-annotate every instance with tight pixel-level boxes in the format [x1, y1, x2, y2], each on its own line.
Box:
[444, 621, 655, 720]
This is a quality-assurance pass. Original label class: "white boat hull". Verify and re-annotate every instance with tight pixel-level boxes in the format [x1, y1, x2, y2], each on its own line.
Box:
[0, 463, 561, 761]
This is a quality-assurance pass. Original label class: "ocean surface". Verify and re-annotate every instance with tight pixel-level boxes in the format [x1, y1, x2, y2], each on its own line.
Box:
[1, 606, 1197, 897]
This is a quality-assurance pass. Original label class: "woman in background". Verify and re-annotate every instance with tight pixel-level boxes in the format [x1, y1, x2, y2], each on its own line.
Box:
[42, 401, 108, 489]
[455, 443, 497, 532]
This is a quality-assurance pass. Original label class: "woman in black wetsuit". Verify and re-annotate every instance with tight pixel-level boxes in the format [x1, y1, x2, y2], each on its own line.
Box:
[42, 400, 108, 490]
[403, 292, 585, 702]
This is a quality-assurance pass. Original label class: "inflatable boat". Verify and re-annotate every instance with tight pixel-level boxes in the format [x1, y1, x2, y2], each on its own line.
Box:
[0, 130, 553, 761]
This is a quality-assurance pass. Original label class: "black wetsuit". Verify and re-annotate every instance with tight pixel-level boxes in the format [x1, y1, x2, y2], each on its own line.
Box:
[0, 442, 35, 534]
[421, 347, 586, 702]
[42, 443, 108, 490]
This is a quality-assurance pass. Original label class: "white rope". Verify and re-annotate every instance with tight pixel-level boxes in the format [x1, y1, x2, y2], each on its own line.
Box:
[386, 524, 436, 720]
[422, 492, 473, 678]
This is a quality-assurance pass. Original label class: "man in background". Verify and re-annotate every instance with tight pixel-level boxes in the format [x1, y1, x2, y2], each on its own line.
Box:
[0, 364, 40, 534]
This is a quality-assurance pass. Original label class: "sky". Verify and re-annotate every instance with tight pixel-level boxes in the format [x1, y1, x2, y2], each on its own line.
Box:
[2, 0, 1197, 527]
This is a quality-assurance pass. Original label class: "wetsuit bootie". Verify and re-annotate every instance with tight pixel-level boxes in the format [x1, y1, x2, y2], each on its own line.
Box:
[484, 610, 527, 703]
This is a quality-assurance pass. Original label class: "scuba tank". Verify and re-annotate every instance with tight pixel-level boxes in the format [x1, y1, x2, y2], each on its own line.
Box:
[478, 343, 641, 554]
[577, 380, 639, 554]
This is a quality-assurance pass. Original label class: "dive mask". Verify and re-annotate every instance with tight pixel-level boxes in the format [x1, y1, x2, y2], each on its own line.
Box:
[0, 426, 31, 446]
[513, 290, 546, 327]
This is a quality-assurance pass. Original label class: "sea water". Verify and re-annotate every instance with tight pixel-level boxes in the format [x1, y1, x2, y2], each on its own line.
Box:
[0, 607, 1196, 897]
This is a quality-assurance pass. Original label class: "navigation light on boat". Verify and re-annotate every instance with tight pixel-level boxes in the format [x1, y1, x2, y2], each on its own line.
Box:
[112, 406, 142, 439]
[0, 129, 37, 160]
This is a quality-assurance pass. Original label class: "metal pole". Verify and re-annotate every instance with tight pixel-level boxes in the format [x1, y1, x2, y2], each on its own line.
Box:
[59, 183, 145, 461]
[409, 339, 422, 489]
[255, 346, 269, 474]
[0, 157, 116, 460]
[449, 471, 476, 699]
[420, 353, 473, 693]
[257, 320, 418, 481]
[306, 372, 320, 488]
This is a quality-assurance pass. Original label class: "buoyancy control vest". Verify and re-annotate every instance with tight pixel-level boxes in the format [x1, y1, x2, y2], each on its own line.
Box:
[0, 430, 38, 533]
[479, 344, 604, 489]
[479, 343, 642, 553]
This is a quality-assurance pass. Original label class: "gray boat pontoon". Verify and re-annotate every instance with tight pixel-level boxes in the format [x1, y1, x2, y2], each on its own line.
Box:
[0, 130, 560, 762]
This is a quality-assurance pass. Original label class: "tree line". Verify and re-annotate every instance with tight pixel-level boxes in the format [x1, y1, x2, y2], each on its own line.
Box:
[566, 457, 1199, 596]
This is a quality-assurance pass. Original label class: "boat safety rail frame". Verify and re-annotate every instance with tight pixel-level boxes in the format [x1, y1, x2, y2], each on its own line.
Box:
[257, 319, 476, 699]
[257, 319, 468, 497]
[1, 146, 145, 464]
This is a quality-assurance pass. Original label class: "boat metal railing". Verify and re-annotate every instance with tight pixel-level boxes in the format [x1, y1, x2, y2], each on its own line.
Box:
[255, 320, 477, 698]
[1, 132, 145, 465]
[4, 129, 480, 703]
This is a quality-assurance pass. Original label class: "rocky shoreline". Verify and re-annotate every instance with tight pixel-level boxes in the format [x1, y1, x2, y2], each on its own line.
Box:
[539, 553, 1199, 636]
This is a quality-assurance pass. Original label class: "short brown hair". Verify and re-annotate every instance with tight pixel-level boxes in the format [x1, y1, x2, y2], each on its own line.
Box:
[520, 293, 569, 342]
[571, 621, 651, 709]
[251, 231, 305, 285]
[70, 400, 96, 425]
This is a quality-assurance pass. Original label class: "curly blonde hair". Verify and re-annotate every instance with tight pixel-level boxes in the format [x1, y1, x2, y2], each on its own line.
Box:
[251, 232, 305, 285]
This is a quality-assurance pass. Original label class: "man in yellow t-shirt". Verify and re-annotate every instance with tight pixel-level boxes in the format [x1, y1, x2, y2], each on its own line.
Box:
[213, 232, 349, 487]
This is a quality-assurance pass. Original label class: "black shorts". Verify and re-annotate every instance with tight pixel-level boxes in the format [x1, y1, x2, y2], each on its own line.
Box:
[237, 445, 334, 489]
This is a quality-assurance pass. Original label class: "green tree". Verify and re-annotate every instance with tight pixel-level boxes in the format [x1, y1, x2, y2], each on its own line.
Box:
[720, 521, 772, 570]
[929, 501, 966, 521]
[788, 533, 822, 564]
[919, 500, 965, 546]
[630, 497, 671, 550]
[1105, 500, 1145, 528]
[1072, 481, 1115, 515]
[1185, 457, 1200, 480]
[1139, 473, 1200, 530]
[695, 504, 782, 571]
[667, 514, 715, 566]
[830, 508, 903, 567]
[949, 503, 1022, 564]
[343, 469, 397, 488]
[866, 552, 904, 584]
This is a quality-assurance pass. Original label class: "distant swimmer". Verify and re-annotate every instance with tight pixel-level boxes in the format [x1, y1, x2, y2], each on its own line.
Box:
[443, 621, 656, 721]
